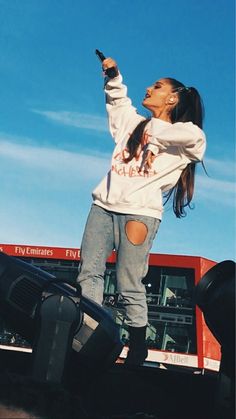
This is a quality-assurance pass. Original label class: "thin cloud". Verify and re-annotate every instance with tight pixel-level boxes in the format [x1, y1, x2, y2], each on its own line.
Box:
[0, 136, 235, 206]
[204, 157, 236, 178]
[197, 174, 235, 193]
[196, 174, 235, 206]
[0, 139, 110, 180]
[32, 110, 108, 132]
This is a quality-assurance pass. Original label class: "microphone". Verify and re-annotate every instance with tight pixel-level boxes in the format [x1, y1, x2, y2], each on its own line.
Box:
[95, 49, 118, 79]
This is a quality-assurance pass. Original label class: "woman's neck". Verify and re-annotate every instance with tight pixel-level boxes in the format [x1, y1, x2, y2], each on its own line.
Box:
[152, 109, 172, 122]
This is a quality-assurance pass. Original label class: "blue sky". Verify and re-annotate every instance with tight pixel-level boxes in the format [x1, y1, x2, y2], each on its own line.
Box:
[0, 0, 235, 262]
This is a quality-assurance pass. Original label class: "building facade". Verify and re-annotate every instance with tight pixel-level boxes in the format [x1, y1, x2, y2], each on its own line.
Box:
[0, 244, 221, 372]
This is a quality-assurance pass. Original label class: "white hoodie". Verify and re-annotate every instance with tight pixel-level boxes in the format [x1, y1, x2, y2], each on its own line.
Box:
[92, 74, 206, 220]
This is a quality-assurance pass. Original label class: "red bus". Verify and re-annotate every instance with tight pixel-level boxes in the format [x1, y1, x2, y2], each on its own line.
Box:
[0, 243, 221, 373]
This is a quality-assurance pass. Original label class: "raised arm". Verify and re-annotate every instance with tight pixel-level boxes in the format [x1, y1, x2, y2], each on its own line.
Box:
[102, 58, 143, 141]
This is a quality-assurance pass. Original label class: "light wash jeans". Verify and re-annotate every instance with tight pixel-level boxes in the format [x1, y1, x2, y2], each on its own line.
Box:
[77, 204, 160, 327]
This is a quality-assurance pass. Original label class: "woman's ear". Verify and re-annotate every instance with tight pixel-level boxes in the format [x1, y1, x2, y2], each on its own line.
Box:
[166, 93, 178, 105]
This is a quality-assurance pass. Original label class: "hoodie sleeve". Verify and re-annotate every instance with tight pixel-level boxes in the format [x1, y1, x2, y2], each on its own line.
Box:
[146, 119, 206, 161]
[104, 74, 144, 142]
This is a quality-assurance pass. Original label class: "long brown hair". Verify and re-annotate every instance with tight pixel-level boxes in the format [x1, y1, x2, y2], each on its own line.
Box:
[124, 78, 205, 218]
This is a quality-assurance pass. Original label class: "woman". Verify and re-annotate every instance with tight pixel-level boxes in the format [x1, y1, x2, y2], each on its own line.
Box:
[77, 57, 206, 365]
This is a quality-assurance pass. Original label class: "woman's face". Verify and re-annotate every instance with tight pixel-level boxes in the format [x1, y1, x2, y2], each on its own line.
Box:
[142, 78, 175, 116]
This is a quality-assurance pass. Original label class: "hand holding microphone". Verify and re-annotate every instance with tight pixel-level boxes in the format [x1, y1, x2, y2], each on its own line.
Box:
[95, 49, 118, 79]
